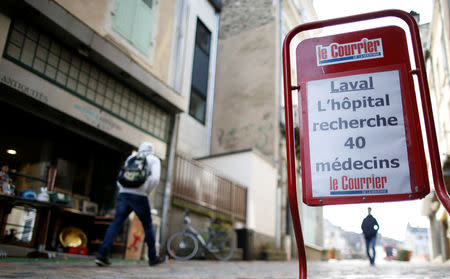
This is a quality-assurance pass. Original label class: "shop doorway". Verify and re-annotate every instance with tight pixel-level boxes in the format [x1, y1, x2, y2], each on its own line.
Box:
[0, 98, 133, 215]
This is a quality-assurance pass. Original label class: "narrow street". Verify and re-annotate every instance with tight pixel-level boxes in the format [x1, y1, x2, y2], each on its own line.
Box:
[1, 258, 450, 279]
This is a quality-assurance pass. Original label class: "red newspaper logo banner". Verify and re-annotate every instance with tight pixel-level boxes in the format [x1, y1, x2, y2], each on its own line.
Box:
[316, 38, 384, 66]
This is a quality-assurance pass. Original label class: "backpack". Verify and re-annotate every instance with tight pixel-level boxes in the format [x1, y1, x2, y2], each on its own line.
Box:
[117, 155, 149, 188]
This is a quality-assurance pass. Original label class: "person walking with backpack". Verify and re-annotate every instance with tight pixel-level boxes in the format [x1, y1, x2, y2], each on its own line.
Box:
[95, 142, 166, 267]
[361, 207, 379, 266]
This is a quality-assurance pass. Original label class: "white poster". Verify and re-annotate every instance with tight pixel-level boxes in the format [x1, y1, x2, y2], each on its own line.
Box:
[306, 70, 411, 198]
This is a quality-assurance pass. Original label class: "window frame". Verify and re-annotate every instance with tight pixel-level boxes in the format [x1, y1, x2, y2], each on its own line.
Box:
[188, 18, 212, 125]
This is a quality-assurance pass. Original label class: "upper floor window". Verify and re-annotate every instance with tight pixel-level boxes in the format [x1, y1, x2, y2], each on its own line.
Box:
[189, 19, 211, 124]
[112, 0, 156, 55]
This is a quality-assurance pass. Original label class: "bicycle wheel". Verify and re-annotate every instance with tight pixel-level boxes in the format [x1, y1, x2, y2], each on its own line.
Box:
[208, 231, 234, 261]
[166, 231, 199, 260]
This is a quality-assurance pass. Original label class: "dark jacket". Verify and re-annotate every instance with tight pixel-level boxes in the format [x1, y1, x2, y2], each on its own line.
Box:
[361, 214, 379, 239]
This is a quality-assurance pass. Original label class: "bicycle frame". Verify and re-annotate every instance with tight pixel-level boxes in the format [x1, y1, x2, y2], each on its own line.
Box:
[167, 210, 234, 261]
[181, 216, 214, 250]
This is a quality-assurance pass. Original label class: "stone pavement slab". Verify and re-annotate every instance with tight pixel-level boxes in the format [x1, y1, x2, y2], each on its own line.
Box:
[1, 258, 450, 278]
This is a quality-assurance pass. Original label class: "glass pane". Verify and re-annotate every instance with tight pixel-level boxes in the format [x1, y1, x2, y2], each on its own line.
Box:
[6, 44, 21, 59]
[69, 66, 79, 79]
[195, 20, 211, 54]
[88, 78, 97, 90]
[114, 92, 122, 103]
[97, 82, 106, 94]
[113, 103, 120, 114]
[104, 98, 112, 110]
[129, 93, 136, 106]
[48, 53, 58, 67]
[77, 84, 86, 96]
[95, 94, 104, 105]
[67, 78, 77, 91]
[50, 42, 61, 55]
[122, 93, 129, 107]
[191, 45, 210, 96]
[119, 107, 127, 118]
[61, 49, 71, 62]
[9, 29, 25, 47]
[106, 87, 114, 99]
[189, 89, 206, 124]
[90, 68, 99, 80]
[79, 71, 88, 85]
[36, 46, 48, 60]
[27, 27, 39, 42]
[4, 206, 37, 243]
[59, 60, 70, 74]
[136, 104, 142, 115]
[38, 34, 50, 49]
[22, 38, 36, 66]
[45, 65, 57, 79]
[99, 73, 107, 84]
[56, 72, 68, 85]
[32, 59, 45, 73]
[87, 89, 96, 101]
[81, 61, 90, 74]
[14, 20, 27, 33]
[127, 111, 135, 122]
[71, 56, 81, 69]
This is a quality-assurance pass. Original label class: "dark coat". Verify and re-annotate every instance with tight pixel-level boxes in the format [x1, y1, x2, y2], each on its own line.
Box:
[361, 214, 379, 239]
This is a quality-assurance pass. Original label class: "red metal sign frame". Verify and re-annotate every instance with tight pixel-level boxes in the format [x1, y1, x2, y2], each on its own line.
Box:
[297, 26, 429, 205]
[282, 10, 450, 279]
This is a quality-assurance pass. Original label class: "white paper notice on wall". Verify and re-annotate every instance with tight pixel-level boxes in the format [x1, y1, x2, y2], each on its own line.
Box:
[306, 70, 411, 198]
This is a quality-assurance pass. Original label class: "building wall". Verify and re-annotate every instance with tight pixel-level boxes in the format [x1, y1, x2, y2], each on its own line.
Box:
[423, 0, 450, 261]
[219, 0, 274, 39]
[403, 224, 430, 259]
[52, 0, 222, 160]
[176, 0, 220, 158]
[212, 21, 278, 158]
[427, 0, 450, 161]
[0, 0, 183, 245]
[249, 151, 277, 237]
[211, 0, 321, 259]
[54, 0, 176, 84]
[199, 150, 277, 237]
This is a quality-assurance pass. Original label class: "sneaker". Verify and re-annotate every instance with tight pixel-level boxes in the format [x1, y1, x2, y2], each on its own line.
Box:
[95, 256, 111, 267]
[149, 255, 166, 266]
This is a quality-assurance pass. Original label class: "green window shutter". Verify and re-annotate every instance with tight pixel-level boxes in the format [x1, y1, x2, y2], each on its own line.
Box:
[113, 0, 138, 41]
[131, 0, 153, 54]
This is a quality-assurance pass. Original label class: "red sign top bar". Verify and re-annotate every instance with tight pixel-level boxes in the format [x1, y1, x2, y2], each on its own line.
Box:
[296, 26, 411, 82]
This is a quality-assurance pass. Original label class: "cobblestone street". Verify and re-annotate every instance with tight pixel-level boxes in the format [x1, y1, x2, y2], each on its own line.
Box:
[1, 258, 450, 279]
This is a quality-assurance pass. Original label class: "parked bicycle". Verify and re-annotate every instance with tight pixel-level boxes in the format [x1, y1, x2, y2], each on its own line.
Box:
[166, 209, 234, 261]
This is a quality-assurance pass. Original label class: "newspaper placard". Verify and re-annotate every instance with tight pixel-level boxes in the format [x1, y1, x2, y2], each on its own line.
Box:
[307, 70, 411, 198]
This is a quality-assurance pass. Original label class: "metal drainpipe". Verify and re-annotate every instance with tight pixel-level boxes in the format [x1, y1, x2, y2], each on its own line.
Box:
[207, 11, 220, 152]
[160, 113, 180, 248]
[275, 0, 283, 250]
[171, 0, 187, 92]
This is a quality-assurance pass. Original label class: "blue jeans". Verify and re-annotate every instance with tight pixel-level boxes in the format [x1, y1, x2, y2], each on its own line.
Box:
[97, 193, 157, 261]
[365, 236, 376, 265]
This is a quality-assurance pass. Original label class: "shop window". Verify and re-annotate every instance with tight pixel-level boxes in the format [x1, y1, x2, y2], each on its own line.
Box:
[3, 19, 171, 142]
[189, 19, 211, 124]
[4, 206, 37, 244]
[0, 101, 129, 215]
[112, 0, 156, 55]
